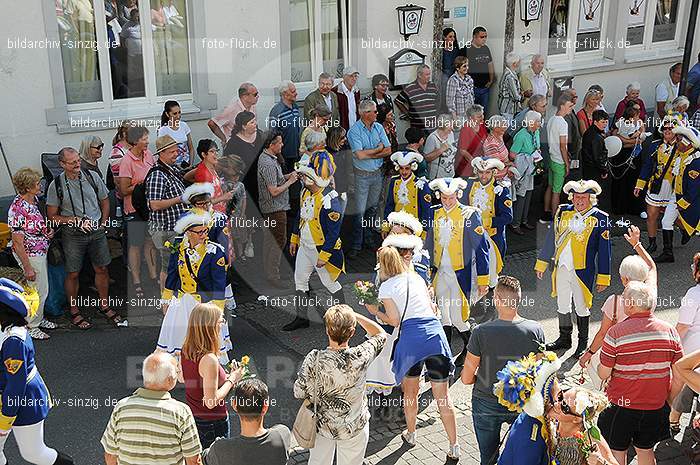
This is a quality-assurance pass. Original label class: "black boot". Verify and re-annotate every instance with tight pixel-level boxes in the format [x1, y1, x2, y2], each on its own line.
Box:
[681, 229, 693, 245]
[443, 326, 453, 346]
[646, 236, 657, 254]
[282, 291, 310, 331]
[53, 451, 75, 465]
[454, 331, 471, 367]
[572, 315, 590, 359]
[656, 230, 675, 263]
[546, 313, 573, 351]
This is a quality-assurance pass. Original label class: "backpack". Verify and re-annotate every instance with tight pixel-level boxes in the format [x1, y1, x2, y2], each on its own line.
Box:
[131, 164, 166, 221]
[54, 169, 100, 207]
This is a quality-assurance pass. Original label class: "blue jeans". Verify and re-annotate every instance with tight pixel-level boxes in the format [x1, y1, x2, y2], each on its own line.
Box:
[351, 168, 384, 251]
[195, 415, 230, 449]
[472, 395, 518, 465]
[474, 87, 491, 113]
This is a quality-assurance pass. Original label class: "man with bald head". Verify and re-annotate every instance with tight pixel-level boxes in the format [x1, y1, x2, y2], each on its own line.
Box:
[102, 352, 203, 465]
[208, 82, 259, 145]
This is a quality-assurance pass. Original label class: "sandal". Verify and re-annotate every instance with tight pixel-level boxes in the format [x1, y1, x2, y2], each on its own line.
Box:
[133, 284, 144, 299]
[28, 327, 50, 340]
[39, 319, 58, 330]
[69, 311, 92, 330]
[100, 307, 124, 326]
[670, 420, 681, 434]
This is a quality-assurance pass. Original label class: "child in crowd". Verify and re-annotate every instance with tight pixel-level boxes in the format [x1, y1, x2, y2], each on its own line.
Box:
[218, 156, 249, 262]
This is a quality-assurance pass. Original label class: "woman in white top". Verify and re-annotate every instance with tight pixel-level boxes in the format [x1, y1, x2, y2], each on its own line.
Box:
[424, 114, 456, 180]
[157, 100, 195, 169]
[579, 226, 657, 371]
[669, 252, 700, 431]
[365, 246, 459, 461]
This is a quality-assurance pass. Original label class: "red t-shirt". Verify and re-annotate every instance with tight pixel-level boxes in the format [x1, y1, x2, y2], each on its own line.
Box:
[456, 122, 487, 177]
[600, 312, 683, 410]
[193, 163, 225, 213]
[181, 355, 228, 420]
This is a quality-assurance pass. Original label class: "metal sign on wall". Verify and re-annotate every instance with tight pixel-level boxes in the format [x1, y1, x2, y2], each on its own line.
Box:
[388, 48, 427, 90]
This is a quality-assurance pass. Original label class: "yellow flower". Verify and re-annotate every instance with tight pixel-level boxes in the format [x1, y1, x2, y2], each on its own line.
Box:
[241, 355, 250, 366]
[164, 241, 171, 248]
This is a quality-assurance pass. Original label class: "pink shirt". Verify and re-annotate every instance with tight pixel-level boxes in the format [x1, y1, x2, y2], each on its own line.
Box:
[211, 99, 257, 140]
[119, 149, 155, 214]
[482, 134, 510, 180]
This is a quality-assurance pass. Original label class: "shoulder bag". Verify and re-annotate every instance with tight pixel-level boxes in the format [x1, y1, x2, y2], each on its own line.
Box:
[292, 350, 321, 449]
[389, 275, 411, 362]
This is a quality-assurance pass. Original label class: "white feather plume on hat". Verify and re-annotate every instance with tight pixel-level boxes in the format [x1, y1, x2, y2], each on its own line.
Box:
[390, 151, 423, 170]
[182, 183, 215, 204]
[522, 357, 562, 419]
[471, 157, 505, 172]
[174, 210, 213, 234]
[386, 211, 423, 236]
[563, 179, 602, 196]
[428, 177, 468, 195]
[382, 233, 423, 254]
[673, 125, 700, 149]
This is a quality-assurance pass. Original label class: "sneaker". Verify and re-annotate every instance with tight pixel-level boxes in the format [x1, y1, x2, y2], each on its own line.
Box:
[539, 212, 553, 224]
[28, 327, 50, 340]
[640, 211, 648, 219]
[401, 430, 417, 447]
[447, 443, 461, 461]
[39, 319, 58, 330]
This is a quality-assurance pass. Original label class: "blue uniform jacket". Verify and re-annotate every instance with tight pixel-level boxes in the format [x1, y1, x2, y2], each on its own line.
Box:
[383, 174, 433, 232]
[498, 413, 552, 465]
[677, 153, 700, 235]
[163, 239, 228, 308]
[0, 327, 50, 429]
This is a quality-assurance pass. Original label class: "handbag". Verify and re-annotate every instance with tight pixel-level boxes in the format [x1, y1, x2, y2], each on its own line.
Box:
[47, 228, 64, 266]
[292, 350, 321, 449]
[687, 421, 700, 464]
[588, 296, 618, 390]
[389, 275, 411, 362]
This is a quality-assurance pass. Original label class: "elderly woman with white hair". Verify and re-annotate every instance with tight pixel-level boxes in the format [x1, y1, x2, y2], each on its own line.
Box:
[509, 110, 543, 234]
[498, 52, 524, 121]
[79, 135, 105, 180]
[482, 114, 513, 181]
[424, 114, 457, 180]
[579, 225, 656, 372]
[671, 95, 690, 121]
[613, 81, 647, 122]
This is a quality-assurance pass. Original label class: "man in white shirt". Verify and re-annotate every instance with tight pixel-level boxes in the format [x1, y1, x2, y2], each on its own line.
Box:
[332, 66, 361, 131]
[541, 94, 575, 223]
[655, 62, 682, 119]
[519, 54, 552, 108]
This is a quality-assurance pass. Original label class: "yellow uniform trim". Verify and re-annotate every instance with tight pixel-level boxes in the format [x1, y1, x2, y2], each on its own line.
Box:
[477, 275, 490, 286]
[290, 234, 300, 246]
[0, 413, 16, 430]
[318, 250, 331, 262]
[635, 179, 647, 190]
[162, 288, 174, 301]
[678, 198, 691, 210]
[534, 259, 549, 273]
[596, 274, 611, 287]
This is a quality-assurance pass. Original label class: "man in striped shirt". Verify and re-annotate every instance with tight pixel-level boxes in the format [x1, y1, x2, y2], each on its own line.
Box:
[395, 64, 440, 133]
[597, 281, 684, 465]
[102, 352, 202, 465]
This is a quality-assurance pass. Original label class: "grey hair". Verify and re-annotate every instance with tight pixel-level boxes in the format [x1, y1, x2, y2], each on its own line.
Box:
[626, 82, 641, 93]
[623, 280, 656, 312]
[530, 54, 545, 65]
[672, 95, 690, 110]
[416, 64, 431, 77]
[318, 72, 333, 84]
[304, 130, 327, 150]
[359, 99, 377, 114]
[528, 94, 547, 109]
[142, 352, 177, 387]
[619, 255, 649, 282]
[57, 147, 79, 163]
[466, 104, 485, 119]
[78, 135, 103, 161]
[278, 80, 295, 96]
[436, 113, 454, 128]
[487, 114, 509, 129]
[505, 52, 521, 68]
[524, 110, 542, 124]
[238, 82, 255, 98]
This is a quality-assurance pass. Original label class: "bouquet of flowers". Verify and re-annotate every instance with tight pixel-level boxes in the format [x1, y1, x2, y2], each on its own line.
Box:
[353, 280, 379, 305]
[230, 355, 256, 380]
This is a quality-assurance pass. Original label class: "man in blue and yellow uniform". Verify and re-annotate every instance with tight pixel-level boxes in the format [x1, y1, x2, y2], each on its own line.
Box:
[285, 151, 346, 331]
[466, 157, 513, 289]
[426, 177, 490, 367]
[0, 278, 74, 464]
[383, 151, 432, 235]
[674, 125, 700, 242]
[635, 112, 687, 262]
[535, 180, 611, 358]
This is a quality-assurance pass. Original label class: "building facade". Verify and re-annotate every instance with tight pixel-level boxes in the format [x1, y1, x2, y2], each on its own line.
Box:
[0, 0, 698, 198]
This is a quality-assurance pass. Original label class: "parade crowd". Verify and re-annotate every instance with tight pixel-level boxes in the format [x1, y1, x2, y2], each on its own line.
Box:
[3, 25, 700, 465]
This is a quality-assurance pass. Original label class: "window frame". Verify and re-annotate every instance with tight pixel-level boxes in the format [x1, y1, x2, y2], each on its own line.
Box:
[547, 0, 612, 65]
[623, 0, 687, 55]
[44, 0, 216, 133]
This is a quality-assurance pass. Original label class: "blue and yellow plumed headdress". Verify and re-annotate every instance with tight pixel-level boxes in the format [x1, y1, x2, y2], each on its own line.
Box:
[296, 150, 336, 188]
[659, 111, 684, 130]
[493, 351, 561, 419]
[0, 278, 39, 320]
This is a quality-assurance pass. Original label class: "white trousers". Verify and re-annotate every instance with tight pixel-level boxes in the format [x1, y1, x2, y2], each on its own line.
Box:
[555, 266, 590, 317]
[487, 240, 498, 289]
[661, 199, 679, 231]
[294, 243, 342, 294]
[436, 268, 469, 332]
[13, 254, 48, 329]
[0, 421, 58, 465]
[308, 423, 370, 465]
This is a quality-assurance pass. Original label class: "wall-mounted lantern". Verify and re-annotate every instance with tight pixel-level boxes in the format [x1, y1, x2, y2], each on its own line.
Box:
[397, 4, 426, 40]
[520, 0, 544, 26]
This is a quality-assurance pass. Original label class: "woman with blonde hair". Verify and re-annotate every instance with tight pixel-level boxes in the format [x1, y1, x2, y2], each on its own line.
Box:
[181, 303, 243, 449]
[365, 246, 459, 460]
[79, 135, 105, 180]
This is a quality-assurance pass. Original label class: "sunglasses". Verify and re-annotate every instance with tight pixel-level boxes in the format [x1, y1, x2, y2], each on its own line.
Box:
[557, 390, 582, 417]
[188, 227, 209, 236]
[92, 144, 104, 150]
[248, 92, 259, 97]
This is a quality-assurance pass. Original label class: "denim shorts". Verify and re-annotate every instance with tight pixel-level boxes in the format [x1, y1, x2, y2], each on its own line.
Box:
[195, 415, 229, 450]
[63, 227, 111, 273]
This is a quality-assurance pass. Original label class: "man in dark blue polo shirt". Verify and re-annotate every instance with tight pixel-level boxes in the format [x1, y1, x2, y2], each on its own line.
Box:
[347, 100, 392, 258]
[269, 81, 303, 173]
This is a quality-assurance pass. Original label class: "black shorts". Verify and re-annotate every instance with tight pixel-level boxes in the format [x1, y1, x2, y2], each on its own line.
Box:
[598, 403, 671, 451]
[405, 354, 451, 382]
